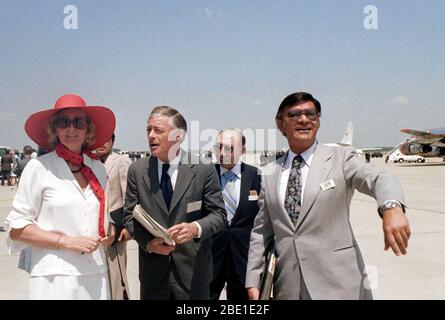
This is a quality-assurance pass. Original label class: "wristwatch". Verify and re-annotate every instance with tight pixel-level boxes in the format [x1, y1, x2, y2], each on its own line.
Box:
[379, 200, 403, 215]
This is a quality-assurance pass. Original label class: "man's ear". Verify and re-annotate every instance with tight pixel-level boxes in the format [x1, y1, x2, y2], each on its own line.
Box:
[275, 119, 286, 137]
[177, 129, 186, 143]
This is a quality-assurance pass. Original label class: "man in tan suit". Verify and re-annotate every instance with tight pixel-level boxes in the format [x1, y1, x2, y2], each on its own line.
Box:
[246, 92, 411, 300]
[96, 133, 132, 300]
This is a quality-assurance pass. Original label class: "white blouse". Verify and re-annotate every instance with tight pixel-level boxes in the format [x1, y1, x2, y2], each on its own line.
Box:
[5, 151, 108, 277]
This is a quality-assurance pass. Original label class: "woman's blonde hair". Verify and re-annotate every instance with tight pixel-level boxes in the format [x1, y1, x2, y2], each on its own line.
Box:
[46, 110, 96, 150]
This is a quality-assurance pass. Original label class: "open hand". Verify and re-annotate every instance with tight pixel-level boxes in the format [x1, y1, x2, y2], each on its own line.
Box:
[383, 207, 411, 256]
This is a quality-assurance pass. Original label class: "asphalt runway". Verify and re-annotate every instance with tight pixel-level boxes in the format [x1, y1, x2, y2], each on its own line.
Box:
[1, 157, 444, 299]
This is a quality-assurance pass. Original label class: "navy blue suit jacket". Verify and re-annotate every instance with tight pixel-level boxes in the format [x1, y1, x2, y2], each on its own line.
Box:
[212, 162, 262, 284]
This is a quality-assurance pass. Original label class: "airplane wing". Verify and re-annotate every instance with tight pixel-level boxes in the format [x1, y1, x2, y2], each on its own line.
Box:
[360, 147, 384, 152]
[400, 128, 445, 141]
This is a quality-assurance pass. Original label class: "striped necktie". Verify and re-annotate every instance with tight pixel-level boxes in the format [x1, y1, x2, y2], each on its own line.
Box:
[222, 170, 238, 223]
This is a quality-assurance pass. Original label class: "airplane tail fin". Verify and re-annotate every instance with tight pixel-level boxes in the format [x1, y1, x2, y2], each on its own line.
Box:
[338, 122, 353, 146]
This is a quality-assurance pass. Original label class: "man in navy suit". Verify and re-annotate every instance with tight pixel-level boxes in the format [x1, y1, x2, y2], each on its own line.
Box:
[210, 128, 262, 300]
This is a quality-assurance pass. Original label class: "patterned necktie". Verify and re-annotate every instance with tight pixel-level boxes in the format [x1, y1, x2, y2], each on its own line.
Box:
[160, 163, 173, 210]
[222, 170, 238, 223]
[284, 155, 304, 225]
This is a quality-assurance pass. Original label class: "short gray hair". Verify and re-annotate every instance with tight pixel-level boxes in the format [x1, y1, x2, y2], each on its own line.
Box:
[218, 128, 246, 146]
[149, 106, 187, 132]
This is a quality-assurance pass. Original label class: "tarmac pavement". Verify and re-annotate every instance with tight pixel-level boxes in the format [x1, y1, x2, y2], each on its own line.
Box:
[0, 157, 444, 299]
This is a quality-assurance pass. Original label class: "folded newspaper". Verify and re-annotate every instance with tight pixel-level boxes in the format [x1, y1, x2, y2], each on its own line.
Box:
[132, 204, 175, 246]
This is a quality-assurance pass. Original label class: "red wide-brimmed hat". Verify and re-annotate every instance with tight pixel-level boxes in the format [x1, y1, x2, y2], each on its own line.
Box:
[25, 94, 116, 151]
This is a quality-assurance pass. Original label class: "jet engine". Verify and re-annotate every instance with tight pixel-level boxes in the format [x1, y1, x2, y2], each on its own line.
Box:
[400, 143, 445, 156]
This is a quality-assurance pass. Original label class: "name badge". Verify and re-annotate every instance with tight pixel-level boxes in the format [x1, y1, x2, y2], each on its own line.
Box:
[320, 179, 335, 191]
[248, 190, 259, 201]
[187, 200, 202, 213]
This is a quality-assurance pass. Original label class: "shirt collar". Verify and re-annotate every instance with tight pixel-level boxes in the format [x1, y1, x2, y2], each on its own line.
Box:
[158, 149, 182, 167]
[220, 160, 242, 179]
[286, 141, 318, 168]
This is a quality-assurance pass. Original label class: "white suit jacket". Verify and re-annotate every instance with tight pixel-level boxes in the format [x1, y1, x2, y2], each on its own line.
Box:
[5, 151, 108, 277]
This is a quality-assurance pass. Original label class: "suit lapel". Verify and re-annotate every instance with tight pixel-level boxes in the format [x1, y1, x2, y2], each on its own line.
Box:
[169, 153, 195, 214]
[142, 156, 169, 214]
[104, 153, 118, 176]
[267, 154, 296, 230]
[215, 164, 222, 185]
[295, 145, 333, 230]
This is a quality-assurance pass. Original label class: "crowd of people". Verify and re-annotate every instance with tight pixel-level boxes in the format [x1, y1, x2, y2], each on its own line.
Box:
[4, 92, 410, 300]
[0, 146, 38, 187]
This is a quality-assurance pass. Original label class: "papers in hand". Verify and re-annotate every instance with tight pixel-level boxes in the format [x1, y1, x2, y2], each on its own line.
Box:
[132, 204, 175, 246]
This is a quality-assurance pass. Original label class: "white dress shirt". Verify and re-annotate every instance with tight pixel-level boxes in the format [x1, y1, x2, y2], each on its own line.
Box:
[219, 160, 242, 207]
[157, 149, 202, 237]
[5, 151, 108, 277]
[157, 149, 181, 189]
[279, 142, 318, 206]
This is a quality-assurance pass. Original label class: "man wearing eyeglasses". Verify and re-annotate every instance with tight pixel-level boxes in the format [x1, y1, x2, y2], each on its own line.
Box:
[210, 129, 261, 301]
[246, 92, 410, 300]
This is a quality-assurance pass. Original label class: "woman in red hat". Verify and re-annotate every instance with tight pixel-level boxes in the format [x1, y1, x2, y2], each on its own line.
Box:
[5, 94, 116, 300]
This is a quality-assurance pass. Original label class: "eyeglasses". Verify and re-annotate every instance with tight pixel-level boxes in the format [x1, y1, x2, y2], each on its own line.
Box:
[214, 144, 235, 153]
[54, 116, 89, 130]
[286, 109, 319, 121]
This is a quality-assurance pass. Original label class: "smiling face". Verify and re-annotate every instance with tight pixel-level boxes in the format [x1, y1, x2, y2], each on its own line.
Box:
[276, 101, 320, 154]
[54, 109, 88, 153]
[146, 114, 182, 162]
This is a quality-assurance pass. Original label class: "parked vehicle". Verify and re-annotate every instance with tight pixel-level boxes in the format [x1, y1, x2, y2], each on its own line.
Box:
[388, 150, 425, 163]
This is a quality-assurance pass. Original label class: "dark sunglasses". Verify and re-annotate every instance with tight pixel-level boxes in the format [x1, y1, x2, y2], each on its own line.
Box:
[54, 116, 89, 130]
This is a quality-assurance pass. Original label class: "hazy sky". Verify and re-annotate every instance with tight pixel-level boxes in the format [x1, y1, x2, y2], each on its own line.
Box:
[1, 0, 444, 151]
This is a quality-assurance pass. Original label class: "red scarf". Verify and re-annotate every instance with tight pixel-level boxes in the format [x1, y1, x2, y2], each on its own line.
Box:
[56, 143, 106, 238]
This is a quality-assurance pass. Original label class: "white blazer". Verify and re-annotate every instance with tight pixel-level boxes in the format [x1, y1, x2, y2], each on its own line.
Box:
[5, 151, 108, 277]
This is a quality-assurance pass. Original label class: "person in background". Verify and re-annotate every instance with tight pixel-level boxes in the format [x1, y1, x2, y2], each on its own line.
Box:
[95, 133, 132, 300]
[1, 149, 13, 186]
[210, 128, 261, 301]
[13, 145, 34, 185]
[10, 149, 20, 186]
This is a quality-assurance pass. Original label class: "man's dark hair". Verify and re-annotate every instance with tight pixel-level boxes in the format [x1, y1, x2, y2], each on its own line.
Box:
[23, 145, 34, 155]
[275, 92, 321, 121]
[111, 133, 115, 143]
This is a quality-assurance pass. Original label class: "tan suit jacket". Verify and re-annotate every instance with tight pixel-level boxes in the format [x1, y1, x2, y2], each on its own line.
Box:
[246, 145, 405, 299]
[104, 152, 132, 300]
